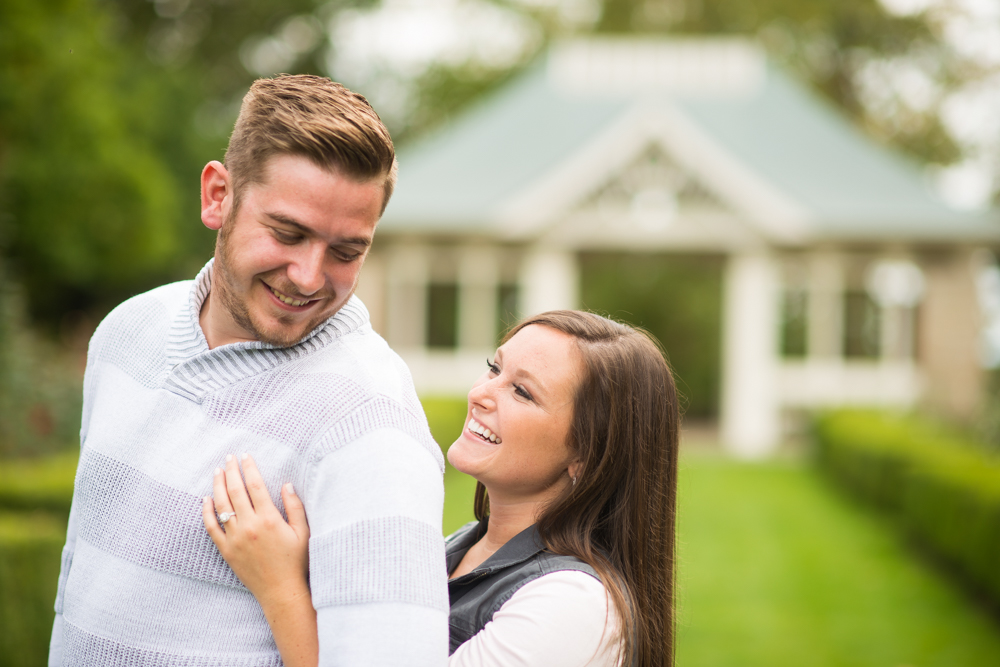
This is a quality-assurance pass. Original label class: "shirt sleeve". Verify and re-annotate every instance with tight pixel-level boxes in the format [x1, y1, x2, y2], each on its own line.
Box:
[449, 571, 622, 667]
[304, 426, 449, 667]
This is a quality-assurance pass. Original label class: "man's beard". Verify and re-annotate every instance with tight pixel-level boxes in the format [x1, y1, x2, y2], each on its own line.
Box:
[213, 213, 335, 348]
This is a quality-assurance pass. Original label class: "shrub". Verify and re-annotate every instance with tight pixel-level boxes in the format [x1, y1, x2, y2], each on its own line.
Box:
[0, 278, 84, 458]
[420, 396, 468, 456]
[0, 511, 65, 667]
[0, 453, 76, 665]
[814, 409, 1000, 604]
[0, 451, 77, 515]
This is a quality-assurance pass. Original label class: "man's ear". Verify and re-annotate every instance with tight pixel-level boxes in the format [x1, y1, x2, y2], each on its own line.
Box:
[201, 161, 231, 231]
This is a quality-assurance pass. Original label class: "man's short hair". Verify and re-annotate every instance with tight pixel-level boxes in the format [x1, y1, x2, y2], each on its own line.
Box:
[225, 74, 398, 215]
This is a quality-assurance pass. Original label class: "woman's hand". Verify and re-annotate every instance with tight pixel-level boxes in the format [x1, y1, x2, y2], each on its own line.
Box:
[202, 453, 318, 667]
[202, 453, 310, 605]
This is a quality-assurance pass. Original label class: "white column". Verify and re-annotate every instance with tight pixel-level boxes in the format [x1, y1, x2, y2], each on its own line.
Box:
[720, 252, 781, 458]
[519, 248, 579, 317]
[458, 246, 499, 350]
[385, 244, 428, 349]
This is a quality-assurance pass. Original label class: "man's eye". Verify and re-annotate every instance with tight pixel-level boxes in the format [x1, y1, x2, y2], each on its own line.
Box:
[334, 250, 361, 262]
[273, 230, 301, 244]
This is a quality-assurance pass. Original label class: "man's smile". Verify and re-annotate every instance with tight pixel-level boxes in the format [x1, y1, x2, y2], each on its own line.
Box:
[262, 281, 321, 310]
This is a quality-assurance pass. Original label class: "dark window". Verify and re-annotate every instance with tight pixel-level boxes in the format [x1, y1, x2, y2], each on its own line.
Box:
[843, 291, 880, 358]
[580, 253, 723, 419]
[780, 290, 808, 358]
[426, 284, 458, 349]
[496, 284, 518, 343]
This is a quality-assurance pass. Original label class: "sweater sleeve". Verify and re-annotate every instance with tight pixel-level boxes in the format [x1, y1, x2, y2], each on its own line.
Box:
[304, 426, 449, 667]
[449, 571, 622, 667]
[48, 319, 103, 666]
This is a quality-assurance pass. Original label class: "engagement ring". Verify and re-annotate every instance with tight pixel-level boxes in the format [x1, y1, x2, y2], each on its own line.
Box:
[218, 512, 236, 524]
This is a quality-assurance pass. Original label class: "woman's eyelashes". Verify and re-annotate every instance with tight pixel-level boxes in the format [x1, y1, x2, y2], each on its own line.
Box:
[487, 357, 533, 401]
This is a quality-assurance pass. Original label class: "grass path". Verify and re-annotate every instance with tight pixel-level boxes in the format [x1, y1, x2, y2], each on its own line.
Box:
[443, 454, 1000, 665]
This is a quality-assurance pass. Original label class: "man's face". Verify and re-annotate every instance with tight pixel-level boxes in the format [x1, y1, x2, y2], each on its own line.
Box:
[212, 153, 383, 347]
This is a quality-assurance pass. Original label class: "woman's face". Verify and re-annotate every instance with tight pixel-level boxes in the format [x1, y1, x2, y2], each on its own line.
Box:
[447, 324, 583, 503]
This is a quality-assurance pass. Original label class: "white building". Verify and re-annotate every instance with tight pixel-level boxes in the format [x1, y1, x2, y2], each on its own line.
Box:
[359, 38, 1000, 457]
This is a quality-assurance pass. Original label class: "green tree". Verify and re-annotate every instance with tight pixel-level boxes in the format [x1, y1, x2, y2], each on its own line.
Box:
[1, 0, 194, 320]
[595, 0, 961, 165]
[0, 0, 354, 323]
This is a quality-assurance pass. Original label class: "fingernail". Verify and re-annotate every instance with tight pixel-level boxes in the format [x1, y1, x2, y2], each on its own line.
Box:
[226, 454, 233, 463]
[241, 452, 248, 461]
[202, 496, 210, 503]
[284, 482, 295, 495]
[214, 467, 222, 476]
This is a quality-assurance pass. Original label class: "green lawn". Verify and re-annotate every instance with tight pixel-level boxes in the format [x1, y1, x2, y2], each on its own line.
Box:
[442, 452, 1000, 665]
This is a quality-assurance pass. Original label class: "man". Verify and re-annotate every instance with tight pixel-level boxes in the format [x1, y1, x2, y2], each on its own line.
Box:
[48, 75, 448, 666]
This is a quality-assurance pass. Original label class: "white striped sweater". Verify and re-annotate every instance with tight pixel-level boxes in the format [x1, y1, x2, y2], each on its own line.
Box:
[49, 260, 449, 666]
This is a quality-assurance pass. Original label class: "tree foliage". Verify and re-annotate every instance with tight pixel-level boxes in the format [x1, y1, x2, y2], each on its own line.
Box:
[1, 0, 191, 320]
[0, 0, 351, 323]
[595, 0, 961, 165]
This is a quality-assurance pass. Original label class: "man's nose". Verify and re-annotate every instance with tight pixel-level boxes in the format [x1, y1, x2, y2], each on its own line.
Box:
[287, 244, 327, 296]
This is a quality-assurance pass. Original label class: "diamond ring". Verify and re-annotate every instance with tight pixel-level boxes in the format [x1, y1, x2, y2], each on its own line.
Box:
[218, 512, 236, 525]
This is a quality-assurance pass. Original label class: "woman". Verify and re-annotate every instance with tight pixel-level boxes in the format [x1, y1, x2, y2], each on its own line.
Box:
[203, 310, 679, 666]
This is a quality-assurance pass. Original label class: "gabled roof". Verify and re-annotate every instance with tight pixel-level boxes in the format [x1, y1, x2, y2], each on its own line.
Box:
[380, 38, 999, 245]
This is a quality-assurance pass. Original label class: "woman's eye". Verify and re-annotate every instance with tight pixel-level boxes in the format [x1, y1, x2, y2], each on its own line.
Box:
[514, 385, 533, 401]
[486, 358, 500, 374]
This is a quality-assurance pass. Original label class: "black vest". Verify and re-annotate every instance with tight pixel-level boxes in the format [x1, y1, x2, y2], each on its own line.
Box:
[445, 519, 599, 655]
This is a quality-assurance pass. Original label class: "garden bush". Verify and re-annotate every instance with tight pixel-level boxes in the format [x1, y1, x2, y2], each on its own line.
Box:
[420, 396, 468, 455]
[0, 453, 76, 666]
[0, 451, 77, 514]
[0, 511, 65, 667]
[814, 409, 1000, 604]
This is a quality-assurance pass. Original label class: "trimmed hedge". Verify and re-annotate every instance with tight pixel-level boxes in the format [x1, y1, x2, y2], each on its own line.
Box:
[420, 396, 468, 457]
[0, 453, 75, 667]
[814, 410, 1000, 604]
[0, 451, 77, 514]
[0, 511, 65, 667]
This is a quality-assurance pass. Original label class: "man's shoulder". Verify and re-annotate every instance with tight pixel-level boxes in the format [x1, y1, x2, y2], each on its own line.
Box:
[292, 320, 443, 467]
[98, 280, 191, 329]
[90, 279, 192, 353]
[308, 315, 416, 399]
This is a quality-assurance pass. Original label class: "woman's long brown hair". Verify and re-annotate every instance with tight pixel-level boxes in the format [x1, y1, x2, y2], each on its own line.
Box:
[473, 310, 679, 667]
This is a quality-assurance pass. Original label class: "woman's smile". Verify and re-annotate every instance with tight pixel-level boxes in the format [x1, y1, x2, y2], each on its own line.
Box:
[466, 417, 502, 444]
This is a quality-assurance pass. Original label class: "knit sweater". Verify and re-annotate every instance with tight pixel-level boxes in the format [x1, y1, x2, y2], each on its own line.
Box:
[48, 260, 449, 667]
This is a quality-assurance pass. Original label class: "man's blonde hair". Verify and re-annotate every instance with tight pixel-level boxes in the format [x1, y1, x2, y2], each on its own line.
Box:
[224, 74, 398, 215]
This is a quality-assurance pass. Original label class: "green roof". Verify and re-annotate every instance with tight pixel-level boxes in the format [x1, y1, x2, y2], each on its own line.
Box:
[381, 39, 999, 244]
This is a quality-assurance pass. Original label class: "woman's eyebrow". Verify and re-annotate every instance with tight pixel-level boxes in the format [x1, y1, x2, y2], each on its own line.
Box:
[514, 367, 548, 395]
[496, 348, 550, 394]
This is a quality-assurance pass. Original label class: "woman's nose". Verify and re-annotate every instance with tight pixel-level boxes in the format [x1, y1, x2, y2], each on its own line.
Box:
[468, 374, 499, 409]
